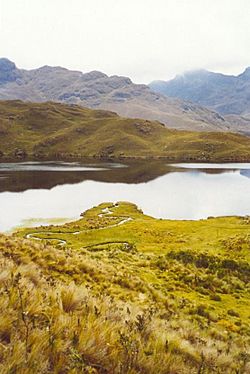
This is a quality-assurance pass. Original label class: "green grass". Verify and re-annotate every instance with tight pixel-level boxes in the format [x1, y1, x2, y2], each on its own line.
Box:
[0, 100, 250, 162]
[0, 202, 248, 373]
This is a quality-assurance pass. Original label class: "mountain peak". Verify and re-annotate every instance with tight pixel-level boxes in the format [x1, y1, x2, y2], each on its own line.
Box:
[0, 58, 16, 71]
[239, 66, 250, 79]
[0, 58, 19, 84]
[82, 70, 108, 81]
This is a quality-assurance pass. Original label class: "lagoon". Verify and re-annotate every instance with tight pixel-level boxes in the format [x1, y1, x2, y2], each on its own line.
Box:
[0, 161, 250, 232]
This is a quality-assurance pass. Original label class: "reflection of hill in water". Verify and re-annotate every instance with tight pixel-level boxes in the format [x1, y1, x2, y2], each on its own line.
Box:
[0, 161, 174, 192]
[0, 161, 249, 193]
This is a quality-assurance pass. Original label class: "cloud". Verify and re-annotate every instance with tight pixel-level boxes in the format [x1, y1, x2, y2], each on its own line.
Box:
[0, 0, 249, 82]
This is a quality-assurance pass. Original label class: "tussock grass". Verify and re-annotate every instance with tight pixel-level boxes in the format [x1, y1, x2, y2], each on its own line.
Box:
[0, 202, 249, 372]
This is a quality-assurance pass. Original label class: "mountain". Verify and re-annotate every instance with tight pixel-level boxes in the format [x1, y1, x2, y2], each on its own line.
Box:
[0, 58, 234, 132]
[0, 100, 250, 162]
[149, 68, 250, 117]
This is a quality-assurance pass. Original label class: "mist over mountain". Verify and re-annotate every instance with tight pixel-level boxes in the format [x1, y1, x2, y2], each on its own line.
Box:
[0, 58, 236, 133]
[150, 68, 250, 117]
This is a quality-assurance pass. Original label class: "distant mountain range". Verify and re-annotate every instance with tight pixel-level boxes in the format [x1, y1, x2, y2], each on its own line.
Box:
[0, 58, 237, 133]
[150, 68, 250, 117]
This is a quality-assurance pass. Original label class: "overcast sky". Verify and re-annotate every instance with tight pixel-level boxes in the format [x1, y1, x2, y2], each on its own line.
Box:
[0, 0, 250, 83]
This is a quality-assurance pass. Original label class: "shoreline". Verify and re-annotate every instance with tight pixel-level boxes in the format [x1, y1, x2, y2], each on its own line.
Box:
[3, 204, 250, 235]
[1, 154, 250, 164]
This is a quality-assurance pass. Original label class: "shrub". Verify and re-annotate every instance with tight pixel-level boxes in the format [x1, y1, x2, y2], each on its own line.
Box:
[227, 309, 240, 318]
[210, 294, 222, 302]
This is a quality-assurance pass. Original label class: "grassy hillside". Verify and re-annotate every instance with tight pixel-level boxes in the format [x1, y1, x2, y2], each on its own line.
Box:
[0, 202, 249, 373]
[0, 100, 250, 162]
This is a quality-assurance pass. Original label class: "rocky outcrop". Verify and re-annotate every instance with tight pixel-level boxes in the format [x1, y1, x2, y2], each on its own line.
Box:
[0, 58, 21, 84]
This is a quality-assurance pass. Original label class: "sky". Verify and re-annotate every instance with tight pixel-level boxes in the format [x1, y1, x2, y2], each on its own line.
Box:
[0, 0, 250, 83]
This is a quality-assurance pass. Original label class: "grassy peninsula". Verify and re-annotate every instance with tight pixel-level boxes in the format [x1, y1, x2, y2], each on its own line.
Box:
[0, 202, 249, 373]
[0, 100, 250, 162]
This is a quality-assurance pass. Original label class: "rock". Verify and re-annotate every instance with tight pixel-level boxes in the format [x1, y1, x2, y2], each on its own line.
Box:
[99, 145, 115, 158]
[14, 148, 27, 159]
[134, 122, 152, 134]
[0, 58, 20, 84]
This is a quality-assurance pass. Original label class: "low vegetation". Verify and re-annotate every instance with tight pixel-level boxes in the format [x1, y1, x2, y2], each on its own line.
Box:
[0, 202, 249, 373]
[0, 100, 250, 162]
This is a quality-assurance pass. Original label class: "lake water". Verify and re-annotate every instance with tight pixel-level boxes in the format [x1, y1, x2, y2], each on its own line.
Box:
[0, 161, 250, 232]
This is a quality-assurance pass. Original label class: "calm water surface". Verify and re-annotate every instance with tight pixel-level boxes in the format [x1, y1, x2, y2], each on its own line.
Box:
[0, 161, 250, 232]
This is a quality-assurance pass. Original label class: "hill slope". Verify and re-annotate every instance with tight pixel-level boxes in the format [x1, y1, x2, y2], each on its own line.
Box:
[0, 58, 234, 132]
[150, 68, 250, 117]
[0, 100, 250, 162]
[0, 202, 249, 373]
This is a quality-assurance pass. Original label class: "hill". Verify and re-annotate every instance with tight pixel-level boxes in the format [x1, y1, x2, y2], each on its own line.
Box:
[0, 202, 249, 373]
[0, 100, 250, 162]
[0, 58, 234, 132]
[149, 68, 250, 119]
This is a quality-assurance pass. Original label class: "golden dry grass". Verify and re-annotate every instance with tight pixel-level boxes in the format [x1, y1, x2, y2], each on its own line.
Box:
[0, 202, 249, 372]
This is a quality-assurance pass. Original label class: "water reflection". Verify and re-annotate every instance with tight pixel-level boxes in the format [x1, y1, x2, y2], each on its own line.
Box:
[0, 162, 250, 232]
[0, 161, 174, 192]
[240, 169, 250, 179]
